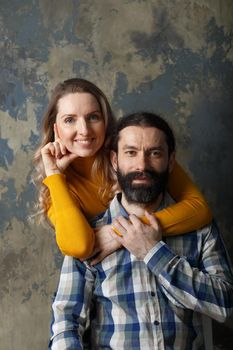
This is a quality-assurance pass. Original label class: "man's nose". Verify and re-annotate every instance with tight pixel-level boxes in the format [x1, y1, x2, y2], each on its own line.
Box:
[135, 154, 147, 171]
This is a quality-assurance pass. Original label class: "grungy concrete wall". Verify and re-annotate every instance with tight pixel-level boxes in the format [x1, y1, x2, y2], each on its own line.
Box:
[0, 1, 233, 349]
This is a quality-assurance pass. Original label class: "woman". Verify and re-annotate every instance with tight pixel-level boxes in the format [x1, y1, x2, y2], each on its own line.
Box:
[33, 78, 212, 259]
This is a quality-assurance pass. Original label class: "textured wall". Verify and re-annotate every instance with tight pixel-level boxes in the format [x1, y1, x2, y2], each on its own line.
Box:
[0, 1, 233, 349]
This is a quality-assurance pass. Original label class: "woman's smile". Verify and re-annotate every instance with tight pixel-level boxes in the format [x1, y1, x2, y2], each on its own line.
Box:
[56, 92, 105, 157]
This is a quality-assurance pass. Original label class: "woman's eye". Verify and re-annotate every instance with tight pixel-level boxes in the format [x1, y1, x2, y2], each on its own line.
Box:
[87, 114, 101, 122]
[64, 117, 75, 124]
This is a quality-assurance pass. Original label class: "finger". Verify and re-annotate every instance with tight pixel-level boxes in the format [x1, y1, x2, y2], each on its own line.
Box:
[112, 217, 130, 236]
[90, 241, 121, 265]
[41, 142, 55, 157]
[54, 123, 60, 141]
[128, 214, 142, 226]
[144, 211, 160, 229]
[111, 224, 123, 237]
[59, 141, 68, 156]
[109, 227, 124, 242]
[67, 151, 79, 162]
[115, 216, 132, 230]
[90, 251, 108, 266]
[53, 141, 63, 159]
[53, 124, 68, 156]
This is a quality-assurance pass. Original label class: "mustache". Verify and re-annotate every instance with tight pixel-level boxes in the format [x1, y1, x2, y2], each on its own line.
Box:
[123, 170, 161, 182]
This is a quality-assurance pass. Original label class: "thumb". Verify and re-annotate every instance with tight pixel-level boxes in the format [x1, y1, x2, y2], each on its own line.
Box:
[67, 152, 79, 162]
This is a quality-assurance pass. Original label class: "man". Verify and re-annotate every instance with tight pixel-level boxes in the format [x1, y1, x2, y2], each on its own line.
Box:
[50, 112, 233, 349]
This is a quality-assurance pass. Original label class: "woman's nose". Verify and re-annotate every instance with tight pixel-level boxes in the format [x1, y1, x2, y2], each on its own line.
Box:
[77, 118, 89, 135]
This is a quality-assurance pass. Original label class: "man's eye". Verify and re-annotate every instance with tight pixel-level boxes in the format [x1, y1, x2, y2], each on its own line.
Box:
[151, 151, 161, 157]
[125, 151, 136, 156]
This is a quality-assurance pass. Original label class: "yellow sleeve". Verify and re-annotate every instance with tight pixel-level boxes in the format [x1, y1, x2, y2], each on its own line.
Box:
[43, 174, 95, 258]
[141, 161, 212, 235]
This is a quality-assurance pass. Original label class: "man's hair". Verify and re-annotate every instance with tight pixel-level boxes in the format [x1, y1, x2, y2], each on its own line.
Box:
[111, 112, 175, 155]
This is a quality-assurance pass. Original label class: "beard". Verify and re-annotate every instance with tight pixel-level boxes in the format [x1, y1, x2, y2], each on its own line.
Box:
[116, 167, 169, 205]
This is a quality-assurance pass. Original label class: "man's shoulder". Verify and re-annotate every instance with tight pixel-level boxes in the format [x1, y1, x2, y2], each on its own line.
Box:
[196, 219, 219, 237]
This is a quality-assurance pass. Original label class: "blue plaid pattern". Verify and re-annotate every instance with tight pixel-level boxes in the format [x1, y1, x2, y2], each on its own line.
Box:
[50, 194, 233, 349]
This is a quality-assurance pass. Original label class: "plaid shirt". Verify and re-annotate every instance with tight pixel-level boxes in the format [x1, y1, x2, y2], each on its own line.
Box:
[50, 194, 233, 350]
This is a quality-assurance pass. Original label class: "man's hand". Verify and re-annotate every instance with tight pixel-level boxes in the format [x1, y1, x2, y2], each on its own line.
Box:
[110, 211, 161, 260]
[88, 225, 122, 265]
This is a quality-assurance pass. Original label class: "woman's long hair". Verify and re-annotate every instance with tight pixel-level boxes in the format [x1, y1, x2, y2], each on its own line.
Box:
[32, 78, 115, 224]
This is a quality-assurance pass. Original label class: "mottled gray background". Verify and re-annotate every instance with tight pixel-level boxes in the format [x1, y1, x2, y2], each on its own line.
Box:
[0, 0, 233, 349]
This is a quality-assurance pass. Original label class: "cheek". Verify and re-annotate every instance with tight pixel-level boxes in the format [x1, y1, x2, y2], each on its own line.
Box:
[116, 157, 130, 172]
[96, 123, 106, 142]
[56, 124, 71, 142]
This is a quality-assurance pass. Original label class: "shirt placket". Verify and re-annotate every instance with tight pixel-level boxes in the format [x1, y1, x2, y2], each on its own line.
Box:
[147, 275, 164, 349]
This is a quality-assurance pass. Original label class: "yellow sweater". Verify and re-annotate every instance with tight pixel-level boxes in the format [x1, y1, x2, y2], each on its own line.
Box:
[43, 158, 212, 258]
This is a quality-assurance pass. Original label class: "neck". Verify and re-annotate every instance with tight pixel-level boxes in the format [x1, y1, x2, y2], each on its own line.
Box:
[69, 156, 95, 177]
[121, 193, 163, 217]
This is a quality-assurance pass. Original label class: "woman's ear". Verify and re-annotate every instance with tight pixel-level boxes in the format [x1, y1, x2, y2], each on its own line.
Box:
[110, 150, 118, 172]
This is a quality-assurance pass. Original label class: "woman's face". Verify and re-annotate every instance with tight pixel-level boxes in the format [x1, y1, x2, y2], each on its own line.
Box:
[56, 92, 106, 157]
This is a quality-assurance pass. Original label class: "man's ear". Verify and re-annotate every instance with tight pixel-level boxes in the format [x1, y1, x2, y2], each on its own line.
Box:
[168, 152, 176, 173]
[110, 150, 118, 172]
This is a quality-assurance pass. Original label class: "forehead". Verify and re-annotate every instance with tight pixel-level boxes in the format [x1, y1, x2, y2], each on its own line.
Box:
[57, 92, 100, 113]
[118, 126, 167, 148]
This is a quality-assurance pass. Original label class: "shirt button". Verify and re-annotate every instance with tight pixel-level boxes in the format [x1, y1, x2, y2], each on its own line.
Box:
[154, 320, 160, 326]
[151, 291, 155, 297]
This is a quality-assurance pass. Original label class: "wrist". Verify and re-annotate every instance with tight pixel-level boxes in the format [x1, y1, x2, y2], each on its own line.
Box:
[45, 168, 62, 177]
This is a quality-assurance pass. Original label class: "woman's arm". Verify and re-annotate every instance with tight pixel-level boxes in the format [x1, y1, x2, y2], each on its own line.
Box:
[90, 161, 212, 263]
[156, 161, 212, 235]
[44, 174, 95, 258]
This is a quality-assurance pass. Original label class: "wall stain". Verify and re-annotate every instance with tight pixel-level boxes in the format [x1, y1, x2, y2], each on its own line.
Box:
[0, 1, 232, 349]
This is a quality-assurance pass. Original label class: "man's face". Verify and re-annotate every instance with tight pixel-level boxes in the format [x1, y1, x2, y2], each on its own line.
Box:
[111, 126, 175, 204]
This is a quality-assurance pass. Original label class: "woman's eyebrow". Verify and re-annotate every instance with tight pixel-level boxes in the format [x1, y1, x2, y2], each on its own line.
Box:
[85, 110, 102, 115]
[59, 110, 102, 118]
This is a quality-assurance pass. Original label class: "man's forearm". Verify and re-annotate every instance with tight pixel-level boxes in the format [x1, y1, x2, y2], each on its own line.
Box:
[50, 330, 83, 350]
[144, 231, 233, 322]
[50, 256, 95, 349]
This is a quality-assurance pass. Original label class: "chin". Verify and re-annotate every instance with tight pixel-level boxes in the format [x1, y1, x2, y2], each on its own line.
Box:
[73, 148, 97, 158]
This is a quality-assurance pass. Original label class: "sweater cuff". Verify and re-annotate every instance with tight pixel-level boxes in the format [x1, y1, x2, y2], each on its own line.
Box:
[43, 173, 66, 188]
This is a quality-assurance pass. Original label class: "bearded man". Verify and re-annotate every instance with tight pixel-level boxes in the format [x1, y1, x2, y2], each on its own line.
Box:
[50, 112, 233, 350]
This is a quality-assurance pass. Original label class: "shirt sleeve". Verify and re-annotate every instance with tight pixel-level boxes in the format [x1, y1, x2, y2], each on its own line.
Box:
[151, 161, 213, 235]
[144, 222, 233, 322]
[50, 256, 95, 349]
[43, 174, 95, 258]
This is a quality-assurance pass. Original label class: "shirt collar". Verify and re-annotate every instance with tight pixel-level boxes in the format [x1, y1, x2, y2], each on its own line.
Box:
[107, 192, 171, 220]
[93, 191, 173, 227]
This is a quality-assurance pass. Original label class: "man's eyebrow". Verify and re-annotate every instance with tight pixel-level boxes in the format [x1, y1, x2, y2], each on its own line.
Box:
[122, 145, 164, 151]
[122, 145, 138, 150]
[147, 146, 164, 151]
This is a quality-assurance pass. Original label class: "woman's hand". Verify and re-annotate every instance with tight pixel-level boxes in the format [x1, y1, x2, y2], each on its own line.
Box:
[89, 224, 122, 265]
[41, 124, 78, 177]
